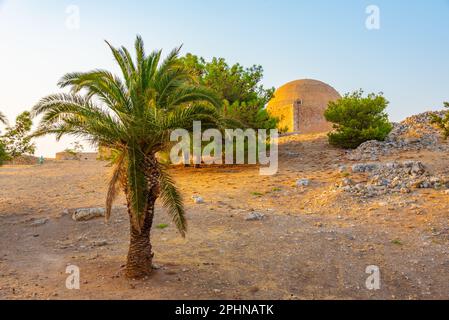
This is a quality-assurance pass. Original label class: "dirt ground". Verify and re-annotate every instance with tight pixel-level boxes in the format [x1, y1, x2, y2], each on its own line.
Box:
[0, 134, 448, 300]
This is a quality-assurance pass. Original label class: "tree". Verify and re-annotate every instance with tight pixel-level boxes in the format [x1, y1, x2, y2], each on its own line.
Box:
[0, 111, 7, 125]
[0, 143, 7, 165]
[0, 111, 8, 165]
[180, 54, 277, 129]
[64, 141, 85, 160]
[431, 102, 449, 139]
[324, 90, 393, 149]
[1, 111, 36, 159]
[32, 36, 221, 279]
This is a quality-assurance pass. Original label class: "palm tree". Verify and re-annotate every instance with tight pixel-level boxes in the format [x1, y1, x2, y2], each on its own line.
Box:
[0, 111, 7, 125]
[32, 36, 221, 278]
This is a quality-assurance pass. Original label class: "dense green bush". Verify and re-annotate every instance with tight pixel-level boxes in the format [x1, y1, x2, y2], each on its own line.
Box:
[324, 90, 393, 149]
[0, 142, 9, 165]
[431, 102, 449, 139]
[180, 54, 278, 130]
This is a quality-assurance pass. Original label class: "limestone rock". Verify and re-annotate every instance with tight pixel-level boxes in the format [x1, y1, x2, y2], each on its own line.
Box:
[339, 160, 448, 197]
[245, 212, 265, 221]
[30, 218, 49, 227]
[296, 179, 311, 187]
[72, 208, 105, 221]
[192, 196, 204, 204]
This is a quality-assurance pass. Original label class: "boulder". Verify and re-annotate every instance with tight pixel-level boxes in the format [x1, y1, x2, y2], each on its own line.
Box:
[72, 208, 105, 221]
[192, 196, 204, 204]
[296, 179, 310, 187]
[30, 218, 49, 227]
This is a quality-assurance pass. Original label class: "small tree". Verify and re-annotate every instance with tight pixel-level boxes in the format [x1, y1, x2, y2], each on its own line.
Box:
[431, 102, 449, 139]
[64, 141, 85, 159]
[324, 90, 392, 149]
[0, 111, 8, 165]
[1, 111, 36, 159]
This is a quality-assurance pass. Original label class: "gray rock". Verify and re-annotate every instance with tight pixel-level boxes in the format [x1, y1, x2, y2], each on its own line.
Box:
[30, 218, 49, 227]
[92, 240, 108, 247]
[296, 179, 310, 187]
[352, 163, 379, 173]
[245, 212, 265, 221]
[192, 196, 204, 204]
[72, 208, 105, 221]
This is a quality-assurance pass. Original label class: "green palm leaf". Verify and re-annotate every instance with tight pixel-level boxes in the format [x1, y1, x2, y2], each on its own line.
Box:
[0, 111, 7, 125]
[159, 164, 187, 237]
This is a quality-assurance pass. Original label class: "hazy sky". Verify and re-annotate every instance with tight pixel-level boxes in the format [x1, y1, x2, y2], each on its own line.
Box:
[0, 0, 448, 157]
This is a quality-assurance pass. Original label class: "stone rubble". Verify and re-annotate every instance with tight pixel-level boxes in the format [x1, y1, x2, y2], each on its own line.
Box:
[338, 161, 449, 197]
[348, 111, 449, 161]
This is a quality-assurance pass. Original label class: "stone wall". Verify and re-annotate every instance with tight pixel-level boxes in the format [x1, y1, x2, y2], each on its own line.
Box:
[55, 152, 98, 161]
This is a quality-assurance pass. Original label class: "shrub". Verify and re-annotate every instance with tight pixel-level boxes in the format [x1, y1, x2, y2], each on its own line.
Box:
[431, 102, 449, 139]
[324, 90, 393, 149]
[0, 111, 35, 159]
[0, 142, 9, 165]
[180, 54, 279, 130]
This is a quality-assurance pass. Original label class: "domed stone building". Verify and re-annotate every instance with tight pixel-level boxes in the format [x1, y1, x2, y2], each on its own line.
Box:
[267, 79, 341, 134]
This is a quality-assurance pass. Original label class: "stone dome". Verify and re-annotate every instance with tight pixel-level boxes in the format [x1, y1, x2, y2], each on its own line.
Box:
[267, 79, 341, 133]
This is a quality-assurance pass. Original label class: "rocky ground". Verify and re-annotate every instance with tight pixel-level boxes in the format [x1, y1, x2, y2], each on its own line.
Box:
[0, 113, 448, 300]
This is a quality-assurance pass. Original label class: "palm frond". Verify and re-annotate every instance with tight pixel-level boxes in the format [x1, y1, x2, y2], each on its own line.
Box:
[106, 150, 126, 221]
[161, 103, 220, 131]
[58, 69, 132, 120]
[0, 111, 7, 125]
[32, 93, 128, 145]
[105, 40, 135, 89]
[166, 85, 222, 110]
[159, 165, 187, 237]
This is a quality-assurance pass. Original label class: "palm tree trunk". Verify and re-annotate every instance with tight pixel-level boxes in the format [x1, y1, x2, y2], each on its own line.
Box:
[124, 154, 160, 279]
[125, 198, 155, 279]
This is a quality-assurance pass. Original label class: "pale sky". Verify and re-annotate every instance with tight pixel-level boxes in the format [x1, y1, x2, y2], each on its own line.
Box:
[1, 0, 448, 157]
